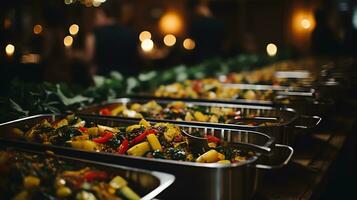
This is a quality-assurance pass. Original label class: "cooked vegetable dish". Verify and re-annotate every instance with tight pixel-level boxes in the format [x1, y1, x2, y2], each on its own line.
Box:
[154, 79, 276, 101]
[97, 100, 282, 126]
[0, 150, 140, 200]
[9, 115, 252, 164]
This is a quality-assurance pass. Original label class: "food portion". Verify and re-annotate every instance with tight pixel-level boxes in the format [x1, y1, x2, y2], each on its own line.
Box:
[97, 100, 281, 126]
[154, 79, 276, 101]
[0, 150, 141, 200]
[9, 115, 253, 164]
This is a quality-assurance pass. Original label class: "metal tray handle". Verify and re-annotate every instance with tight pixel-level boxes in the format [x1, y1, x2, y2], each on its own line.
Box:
[294, 115, 322, 129]
[254, 144, 294, 170]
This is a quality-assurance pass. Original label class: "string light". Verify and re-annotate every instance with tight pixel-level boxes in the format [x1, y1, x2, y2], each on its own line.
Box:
[163, 34, 176, 47]
[5, 44, 15, 56]
[266, 43, 277, 56]
[63, 35, 73, 47]
[183, 38, 195, 50]
[69, 24, 79, 35]
[141, 39, 154, 52]
[139, 31, 152, 42]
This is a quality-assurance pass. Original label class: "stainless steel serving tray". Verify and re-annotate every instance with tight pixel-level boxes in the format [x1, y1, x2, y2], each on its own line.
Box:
[78, 97, 322, 145]
[0, 114, 293, 200]
[0, 147, 175, 200]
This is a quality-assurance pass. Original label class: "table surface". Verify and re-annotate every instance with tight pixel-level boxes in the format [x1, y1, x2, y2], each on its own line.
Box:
[256, 117, 355, 200]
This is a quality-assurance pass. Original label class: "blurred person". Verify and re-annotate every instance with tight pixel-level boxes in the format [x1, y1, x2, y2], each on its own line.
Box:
[186, 0, 225, 63]
[84, 1, 139, 76]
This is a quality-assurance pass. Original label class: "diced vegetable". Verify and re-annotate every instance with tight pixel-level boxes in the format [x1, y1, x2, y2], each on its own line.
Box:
[206, 135, 220, 143]
[71, 140, 100, 151]
[146, 134, 162, 151]
[196, 150, 220, 163]
[87, 127, 99, 136]
[56, 186, 72, 198]
[99, 108, 112, 116]
[83, 171, 108, 182]
[130, 129, 156, 145]
[97, 125, 118, 133]
[184, 112, 193, 121]
[139, 118, 151, 127]
[120, 186, 141, 200]
[193, 111, 209, 122]
[53, 119, 69, 129]
[126, 124, 143, 133]
[109, 176, 127, 189]
[24, 176, 40, 189]
[164, 126, 179, 142]
[117, 139, 129, 154]
[111, 105, 125, 116]
[127, 142, 150, 156]
[92, 131, 114, 143]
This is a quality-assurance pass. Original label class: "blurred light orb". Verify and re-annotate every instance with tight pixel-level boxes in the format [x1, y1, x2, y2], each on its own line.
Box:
[300, 19, 311, 29]
[141, 39, 154, 52]
[183, 38, 195, 50]
[64, 35, 73, 47]
[139, 31, 152, 42]
[159, 12, 183, 34]
[69, 24, 79, 35]
[5, 44, 15, 56]
[64, 0, 72, 5]
[33, 24, 42, 35]
[163, 34, 176, 47]
[266, 43, 277, 56]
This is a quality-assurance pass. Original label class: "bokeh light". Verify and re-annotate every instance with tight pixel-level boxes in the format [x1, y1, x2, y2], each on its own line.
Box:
[141, 39, 154, 52]
[33, 24, 43, 35]
[5, 44, 15, 56]
[183, 38, 195, 50]
[63, 35, 73, 47]
[300, 19, 311, 29]
[69, 24, 79, 35]
[159, 12, 183, 34]
[163, 34, 176, 47]
[139, 31, 152, 42]
[266, 43, 278, 56]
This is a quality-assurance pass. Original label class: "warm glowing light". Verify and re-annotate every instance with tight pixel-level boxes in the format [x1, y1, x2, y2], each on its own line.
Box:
[292, 11, 315, 33]
[69, 24, 79, 35]
[139, 31, 152, 42]
[183, 38, 195, 50]
[266, 43, 278, 56]
[300, 19, 311, 29]
[63, 35, 73, 47]
[141, 39, 154, 52]
[163, 34, 176, 47]
[159, 12, 183, 34]
[33, 24, 42, 35]
[5, 44, 15, 56]
[64, 0, 72, 5]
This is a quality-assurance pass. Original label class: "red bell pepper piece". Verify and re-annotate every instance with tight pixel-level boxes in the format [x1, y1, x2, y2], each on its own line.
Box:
[117, 139, 129, 154]
[79, 127, 88, 133]
[99, 108, 112, 116]
[206, 135, 220, 143]
[130, 129, 157, 145]
[83, 171, 108, 182]
[92, 131, 113, 143]
[193, 80, 202, 93]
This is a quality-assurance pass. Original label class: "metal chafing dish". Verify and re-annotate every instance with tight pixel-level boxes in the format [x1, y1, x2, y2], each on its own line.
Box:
[0, 147, 175, 200]
[78, 97, 321, 145]
[0, 114, 293, 200]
